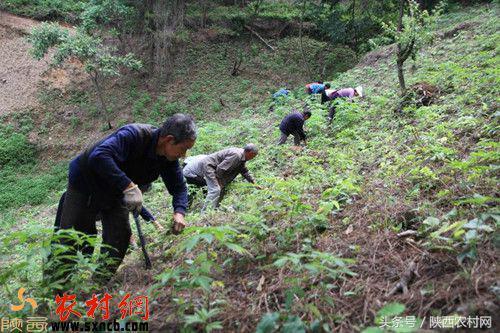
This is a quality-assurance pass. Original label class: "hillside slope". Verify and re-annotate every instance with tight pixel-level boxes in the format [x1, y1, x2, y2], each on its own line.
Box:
[0, 3, 498, 333]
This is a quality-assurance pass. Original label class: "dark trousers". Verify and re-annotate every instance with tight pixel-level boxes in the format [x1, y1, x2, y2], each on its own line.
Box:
[327, 94, 342, 124]
[328, 103, 337, 123]
[46, 184, 131, 286]
[278, 130, 301, 145]
[185, 176, 227, 208]
[321, 91, 329, 104]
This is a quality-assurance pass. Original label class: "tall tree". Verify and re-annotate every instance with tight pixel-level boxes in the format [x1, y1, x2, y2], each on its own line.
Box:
[146, 0, 185, 83]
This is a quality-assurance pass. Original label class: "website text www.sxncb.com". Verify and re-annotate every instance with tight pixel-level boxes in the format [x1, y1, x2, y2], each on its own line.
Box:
[50, 320, 148, 332]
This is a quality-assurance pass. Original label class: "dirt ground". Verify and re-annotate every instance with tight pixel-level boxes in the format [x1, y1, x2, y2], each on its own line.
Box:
[0, 10, 83, 116]
[0, 10, 47, 115]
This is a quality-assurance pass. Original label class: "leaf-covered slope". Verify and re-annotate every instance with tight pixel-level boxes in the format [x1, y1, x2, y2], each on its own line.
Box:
[113, 4, 499, 331]
[0, 4, 498, 332]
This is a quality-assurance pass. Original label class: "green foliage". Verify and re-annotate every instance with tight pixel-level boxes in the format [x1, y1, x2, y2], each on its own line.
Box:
[0, 126, 35, 168]
[376, 302, 405, 319]
[2, 3, 499, 331]
[381, 0, 443, 93]
[28, 23, 142, 77]
[0, 0, 86, 22]
[0, 163, 66, 210]
[176, 226, 250, 256]
[273, 251, 356, 280]
[255, 311, 331, 333]
[184, 307, 223, 333]
[132, 92, 152, 118]
[256, 312, 280, 333]
[262, 37, 347, 78]
[418, 209, 498, 262]
[381, 0, 443, 60]
[27, 23, 70, 60]
[80, 0, 137, 34]
[28, 21, 141, 127]
[246, 1, 301, 20]
[0, 125, 66, 210]
[305, 0, 400, 51]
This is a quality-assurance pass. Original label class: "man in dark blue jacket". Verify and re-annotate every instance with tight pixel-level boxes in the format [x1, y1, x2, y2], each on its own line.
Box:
[278, 110, 311, 146]
[47, 113, 196, 285]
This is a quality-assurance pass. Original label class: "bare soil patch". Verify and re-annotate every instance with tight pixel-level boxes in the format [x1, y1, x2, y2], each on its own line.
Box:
[0, 10, 84, 116]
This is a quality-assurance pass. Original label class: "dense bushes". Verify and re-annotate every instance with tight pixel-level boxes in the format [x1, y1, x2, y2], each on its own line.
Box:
[0, 0, 86, 22]
[0, 126, 35, 168]
[0, 125, 65, 210]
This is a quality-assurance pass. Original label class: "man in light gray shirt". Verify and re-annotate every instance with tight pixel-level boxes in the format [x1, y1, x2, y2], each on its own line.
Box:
[183, 144, 259, 211]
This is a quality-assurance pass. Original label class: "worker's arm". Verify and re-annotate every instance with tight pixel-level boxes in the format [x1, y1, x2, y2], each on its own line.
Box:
[293, 117, 307, 142]
[160, 162, 188, 234]
[139, 207, 155, 221]
[88, 127, 137, 192]
[240, 165, 255, 183]
[160, 160, 188, 216]
[297, 127, 307, 142]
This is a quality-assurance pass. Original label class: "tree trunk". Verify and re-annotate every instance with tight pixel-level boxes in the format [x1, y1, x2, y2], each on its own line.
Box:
[299, 0, 312, 79]
[397, 0, 407, 95]
[146, 0, 185, 83]
[91, 72, 112, 130]
[350, 0, 357, 48]
[397, 59, 406, 95]
[200, 0, 208, 28]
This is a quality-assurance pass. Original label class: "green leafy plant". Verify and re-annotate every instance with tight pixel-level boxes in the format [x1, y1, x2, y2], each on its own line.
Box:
[184, 307, 223, 333]
[273, 251, 356, 281]
[418, 209, 498, 262]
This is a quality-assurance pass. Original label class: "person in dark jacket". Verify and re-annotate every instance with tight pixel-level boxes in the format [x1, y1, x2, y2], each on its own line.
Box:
[278, 110, 311, 146]
[46, 113, 196, 285]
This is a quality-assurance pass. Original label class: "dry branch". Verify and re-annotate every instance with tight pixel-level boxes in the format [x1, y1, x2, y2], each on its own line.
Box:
[386, 259, 418, 297]
[397, 230, 418, 238]
[244, 25, 275, 51]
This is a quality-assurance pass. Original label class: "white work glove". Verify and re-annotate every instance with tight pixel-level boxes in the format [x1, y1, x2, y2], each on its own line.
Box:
[123, 184, 143, 213]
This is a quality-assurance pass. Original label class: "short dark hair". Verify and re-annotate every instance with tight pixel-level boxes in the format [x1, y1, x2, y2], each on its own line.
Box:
[325, 83, 331, 89]
[244, 143, 258, 154]
[303, 111, 312, 118]
[160, 113, 197, 143]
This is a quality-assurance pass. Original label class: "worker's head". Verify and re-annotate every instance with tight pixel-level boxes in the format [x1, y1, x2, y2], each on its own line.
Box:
[157, 113, 197, 161]
[302, 111, 312, 120]
[325, 83, 331, 89]
[243, 143, 258, 161]
[317, 81, 323, 84]
[354, 86, 363, 97]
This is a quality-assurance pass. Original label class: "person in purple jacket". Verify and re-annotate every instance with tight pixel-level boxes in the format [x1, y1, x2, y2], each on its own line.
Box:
[322, 86, 363, 123]
[278, 110, 312, 146]
[46, 114, 196, 285]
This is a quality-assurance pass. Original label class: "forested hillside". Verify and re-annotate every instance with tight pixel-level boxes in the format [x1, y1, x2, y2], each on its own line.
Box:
[0, 1, 498, 332]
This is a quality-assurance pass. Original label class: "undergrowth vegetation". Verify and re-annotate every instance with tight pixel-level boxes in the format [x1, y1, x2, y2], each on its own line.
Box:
[0, 3, 498, 332]
[0, 119, 66, 212]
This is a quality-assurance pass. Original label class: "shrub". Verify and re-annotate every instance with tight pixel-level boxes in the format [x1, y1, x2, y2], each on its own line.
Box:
[0, 129, 36, 168]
